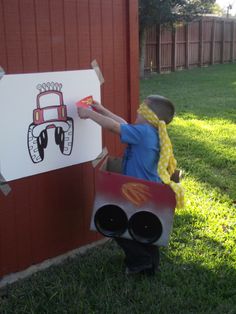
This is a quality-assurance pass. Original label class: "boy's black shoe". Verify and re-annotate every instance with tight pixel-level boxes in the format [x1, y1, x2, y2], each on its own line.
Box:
[125, 263, 155, 276]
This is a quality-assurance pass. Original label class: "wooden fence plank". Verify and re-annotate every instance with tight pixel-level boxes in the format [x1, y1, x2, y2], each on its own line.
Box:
[211, 19, 216, 65]
[13, 180, 32, 271]
[157, 24, 161, 73]
[128, 0, 139, 121]
[0, 191, 18, 276]
[64, 0, 79, 70]
[146, 17, 236, 73]
[112, 0, 128, 155]
[199, 19, 203, 66]
[231, 21, 235, 62]
[77, 0, 91, 68]
[172, 28, 176, 71]
[185, 23, 189, 69]
[0, 0, 8, 71]
[49, 0, 66, 71]
[222, 20, 225, 63]
[35, 0, 53, 72]
[19, 0, 38, 73]
[3, 0, 23, 73]
[100, 0, 116, 155]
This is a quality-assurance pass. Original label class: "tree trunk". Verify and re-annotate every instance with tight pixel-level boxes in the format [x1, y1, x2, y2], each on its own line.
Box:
[139, 28, 147, 79]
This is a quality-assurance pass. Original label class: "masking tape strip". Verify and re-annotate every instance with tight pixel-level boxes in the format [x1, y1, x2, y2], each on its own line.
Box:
[0, 66, 5, 81]
[92, 147, 108, 168]
[91, 60, 105, 85]
[0, 173, 11, 196]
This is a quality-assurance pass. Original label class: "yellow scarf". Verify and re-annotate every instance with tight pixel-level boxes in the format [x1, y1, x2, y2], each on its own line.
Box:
[138, 104, 184, 209]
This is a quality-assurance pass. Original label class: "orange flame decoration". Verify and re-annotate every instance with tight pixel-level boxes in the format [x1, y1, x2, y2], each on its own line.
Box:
[80, 96, 94, 105]
[121, 182, 152, 207]
[81, 96, 93, 105]
[76, 96, 94, 109]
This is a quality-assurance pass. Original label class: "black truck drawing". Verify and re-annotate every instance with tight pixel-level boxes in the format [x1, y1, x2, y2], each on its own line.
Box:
[27, 82, 74, 163]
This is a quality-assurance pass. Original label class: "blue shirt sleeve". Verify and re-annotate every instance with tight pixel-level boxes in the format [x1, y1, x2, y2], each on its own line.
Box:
[120, 124, 145, 144]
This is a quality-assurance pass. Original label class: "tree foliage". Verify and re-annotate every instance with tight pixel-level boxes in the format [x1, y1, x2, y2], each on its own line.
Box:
[139, 0, 216, 77]
[211, 3, 224, 16]
[139, 0, 216, 31]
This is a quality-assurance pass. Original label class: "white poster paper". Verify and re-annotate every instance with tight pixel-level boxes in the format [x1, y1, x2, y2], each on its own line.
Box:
[0, 69, 102, 182]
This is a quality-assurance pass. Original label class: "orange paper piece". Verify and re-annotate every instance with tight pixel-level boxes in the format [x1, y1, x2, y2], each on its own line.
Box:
[76, 96, 94, 109]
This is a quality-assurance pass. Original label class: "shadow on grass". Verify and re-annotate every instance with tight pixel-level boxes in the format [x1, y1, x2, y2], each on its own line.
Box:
[169, 123, 236, 202]
[174, 88, 236, 124]
[171, 212, 227, 252]
[162, 211, 236, 313]
[0, 238, 236, 314]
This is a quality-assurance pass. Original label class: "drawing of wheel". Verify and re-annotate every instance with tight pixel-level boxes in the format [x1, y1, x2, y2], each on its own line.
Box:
[39, 129, 48, 149]
[55, 118, 74, 155]
[55, 126, 64, 145]
[62, 118, 73, 155]
[37, 135, 45, 161]
[55, 126, 65, 153]
[27, 123, 44, 163]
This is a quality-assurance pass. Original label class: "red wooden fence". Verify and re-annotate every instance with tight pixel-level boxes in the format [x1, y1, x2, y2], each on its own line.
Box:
[0, 0, 139, 278]
[145, 17, 236, 73]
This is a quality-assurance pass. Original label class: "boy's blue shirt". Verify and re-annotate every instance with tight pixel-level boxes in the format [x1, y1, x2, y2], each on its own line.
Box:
[120, 123, 161, 183]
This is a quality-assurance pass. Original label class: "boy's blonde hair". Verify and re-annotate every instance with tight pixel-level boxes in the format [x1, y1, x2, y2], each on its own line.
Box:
[146, 95, 175, 124]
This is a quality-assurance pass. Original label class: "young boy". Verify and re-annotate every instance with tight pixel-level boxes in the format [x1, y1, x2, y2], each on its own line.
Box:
[77, 95, 179, 275]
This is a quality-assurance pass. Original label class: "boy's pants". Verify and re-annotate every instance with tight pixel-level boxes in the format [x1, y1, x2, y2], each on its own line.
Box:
[115, 238, 159, 270]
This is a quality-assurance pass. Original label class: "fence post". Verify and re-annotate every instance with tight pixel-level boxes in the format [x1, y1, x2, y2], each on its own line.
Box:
[128, 0, 139, 121]
[211, 19, 216, 65]
[199, 19, 203, 67]
[171, 26, 176, 71]
[157, 24, 161, 73]
[185, 23, 189, 69]
[221, 20, 225, 64]
[146, 17, 235, 71]
[231, 21, 235, 63]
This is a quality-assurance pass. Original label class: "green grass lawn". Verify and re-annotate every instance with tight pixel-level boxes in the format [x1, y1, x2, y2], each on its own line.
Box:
[1, 64, 236, 314]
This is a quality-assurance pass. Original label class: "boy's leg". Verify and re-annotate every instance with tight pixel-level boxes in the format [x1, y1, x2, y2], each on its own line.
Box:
[115, 238, 159, 274]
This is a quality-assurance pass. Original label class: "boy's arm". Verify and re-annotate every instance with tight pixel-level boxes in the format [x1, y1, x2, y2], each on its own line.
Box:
[77, 107, 121, 134]
[92, 101, 128, 124]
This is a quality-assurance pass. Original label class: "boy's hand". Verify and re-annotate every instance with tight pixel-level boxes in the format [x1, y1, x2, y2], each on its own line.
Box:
[77, 107, 91, 119]
[91, 100, 105, 113]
